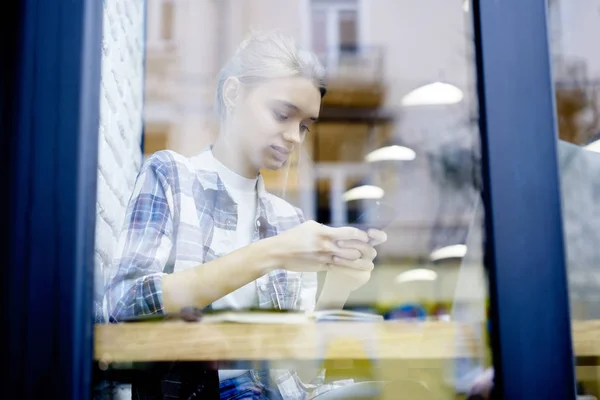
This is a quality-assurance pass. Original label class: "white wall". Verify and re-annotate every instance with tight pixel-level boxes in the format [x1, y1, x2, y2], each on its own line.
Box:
[362, 1, 479, 258]
[95, 0, 146, 321]
[219, 0, 306, 61]
[166, 0, 220, 156]
[367, 0, 472, 107]
[365, 0, 477, 152]
[555, 0, 600, 79]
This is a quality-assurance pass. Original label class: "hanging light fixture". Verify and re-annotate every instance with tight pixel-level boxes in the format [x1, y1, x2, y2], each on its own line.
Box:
[430, 244, 467, 261]
[342, 185, 384, 202]
[401, 81, 464, 107]
[396, 268, 438, 284]
[586, 140, 600, 153]
[365, 145, 416, 162]
[462, 0, 470, 13]
[585, 134, 600, 153]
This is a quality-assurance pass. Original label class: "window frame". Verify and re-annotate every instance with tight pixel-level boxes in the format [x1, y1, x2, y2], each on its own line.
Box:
[3, 0, 579, 398]
[473, 0, 576, 398]
[1, 0, 103, 397]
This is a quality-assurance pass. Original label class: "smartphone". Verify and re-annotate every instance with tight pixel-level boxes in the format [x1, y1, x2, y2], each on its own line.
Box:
[351, 201, 395, 230]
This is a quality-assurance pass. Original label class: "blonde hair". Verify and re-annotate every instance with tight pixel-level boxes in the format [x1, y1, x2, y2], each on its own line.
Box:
[214, 30, 327, 120]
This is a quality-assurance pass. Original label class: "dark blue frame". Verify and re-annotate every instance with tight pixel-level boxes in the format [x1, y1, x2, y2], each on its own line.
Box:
[1, 0, 103, 398]
[473, 1, 576, 398]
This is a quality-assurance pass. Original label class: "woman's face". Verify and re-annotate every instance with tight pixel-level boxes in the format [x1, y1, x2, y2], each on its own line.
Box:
[229, 76, 322, 171]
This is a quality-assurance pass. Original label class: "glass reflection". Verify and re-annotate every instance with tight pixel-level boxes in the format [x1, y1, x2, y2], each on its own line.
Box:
[94, 1, 488, 399]
[550, 0, 600, 398]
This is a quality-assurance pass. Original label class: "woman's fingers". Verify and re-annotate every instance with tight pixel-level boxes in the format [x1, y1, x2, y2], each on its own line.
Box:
[367, 229, 388, 246]
[315, 238, 360, 259]
[330, 256, 374, 271]
[311, 223, 383, 262]
[313, 248, 360, 264]
[468, 368, 494, 399]
[332, 245, 362, 261]
[322, 225, 369, 243]
[321, 225, 386, 246]
[337, 239, 377, 261]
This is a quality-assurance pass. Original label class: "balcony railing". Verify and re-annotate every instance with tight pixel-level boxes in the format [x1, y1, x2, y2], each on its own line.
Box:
[317, 46, 385, 85]
[316, 46, 386, 108]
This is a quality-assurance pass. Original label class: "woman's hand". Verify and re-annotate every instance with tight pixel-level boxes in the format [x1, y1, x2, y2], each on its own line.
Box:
[315, 229, 387, 310]
[268, 220, 372, 273]
[467, 368, 494, 400]
[325, 229, 388, 292]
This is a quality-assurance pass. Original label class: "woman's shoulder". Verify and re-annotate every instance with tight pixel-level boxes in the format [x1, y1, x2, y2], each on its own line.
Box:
[144, 149, 193, 170]
[142, 150, 199, 183]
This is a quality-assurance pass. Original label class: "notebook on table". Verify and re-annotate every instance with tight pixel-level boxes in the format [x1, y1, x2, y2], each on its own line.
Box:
[199, 308, 383, 324]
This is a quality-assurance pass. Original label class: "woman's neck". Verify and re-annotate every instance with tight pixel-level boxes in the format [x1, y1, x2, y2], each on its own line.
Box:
[212, 136, 258, 179]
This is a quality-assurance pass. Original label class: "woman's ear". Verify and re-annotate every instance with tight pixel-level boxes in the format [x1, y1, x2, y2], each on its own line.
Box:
[222, 77, 241, 111]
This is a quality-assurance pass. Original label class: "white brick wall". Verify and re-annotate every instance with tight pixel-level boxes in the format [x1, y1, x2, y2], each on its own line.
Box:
[95, 0, 146, 321]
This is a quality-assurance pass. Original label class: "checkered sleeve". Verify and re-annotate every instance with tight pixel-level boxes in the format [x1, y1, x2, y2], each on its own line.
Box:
[104, 152, 176, 322]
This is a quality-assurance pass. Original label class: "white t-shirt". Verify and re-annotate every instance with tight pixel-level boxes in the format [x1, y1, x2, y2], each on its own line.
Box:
[210, 155, 259, 380]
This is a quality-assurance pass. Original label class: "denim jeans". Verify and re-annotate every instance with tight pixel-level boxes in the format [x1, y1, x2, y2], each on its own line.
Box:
[219, 370, 283, 400]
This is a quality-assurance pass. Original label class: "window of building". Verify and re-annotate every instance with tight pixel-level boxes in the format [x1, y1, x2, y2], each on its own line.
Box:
[147, 0, 175, 48]
[310, 0, 360, 69]
[160, 0, 174, 42]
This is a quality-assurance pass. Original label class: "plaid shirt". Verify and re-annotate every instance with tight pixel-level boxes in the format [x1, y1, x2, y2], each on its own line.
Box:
[104, 148, 350, 399]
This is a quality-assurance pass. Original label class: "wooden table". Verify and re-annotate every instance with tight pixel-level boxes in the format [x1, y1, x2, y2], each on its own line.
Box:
[94, 320, 600, 364]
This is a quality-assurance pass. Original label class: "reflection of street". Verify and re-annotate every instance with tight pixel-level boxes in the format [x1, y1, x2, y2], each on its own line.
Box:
[317, 322, 379, 383]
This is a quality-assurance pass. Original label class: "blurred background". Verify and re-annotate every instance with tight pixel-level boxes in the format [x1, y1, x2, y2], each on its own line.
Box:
[139, 0, 600, 320]
[141, 0, 482, 319]
[91, 0, 599, 398]
[6, 0, 599, 399]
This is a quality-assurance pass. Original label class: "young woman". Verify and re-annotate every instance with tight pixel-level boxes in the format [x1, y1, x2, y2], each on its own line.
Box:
[104, 31, 387, 399]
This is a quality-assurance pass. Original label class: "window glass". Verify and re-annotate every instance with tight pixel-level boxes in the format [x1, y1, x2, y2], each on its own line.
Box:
[550, 1, 600, 398]
[93, 1, 491, 399]
[339, 10, 358, 51]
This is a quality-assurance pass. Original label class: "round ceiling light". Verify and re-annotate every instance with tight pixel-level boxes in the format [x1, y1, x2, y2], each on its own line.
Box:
[342, 185, 385, 202]
[430, 244, 468, 261]
[585, 139, 600, 153]
[365, 145, 416, 162]
[396, 268, 438, 284]
[401, 82, 464, 106]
